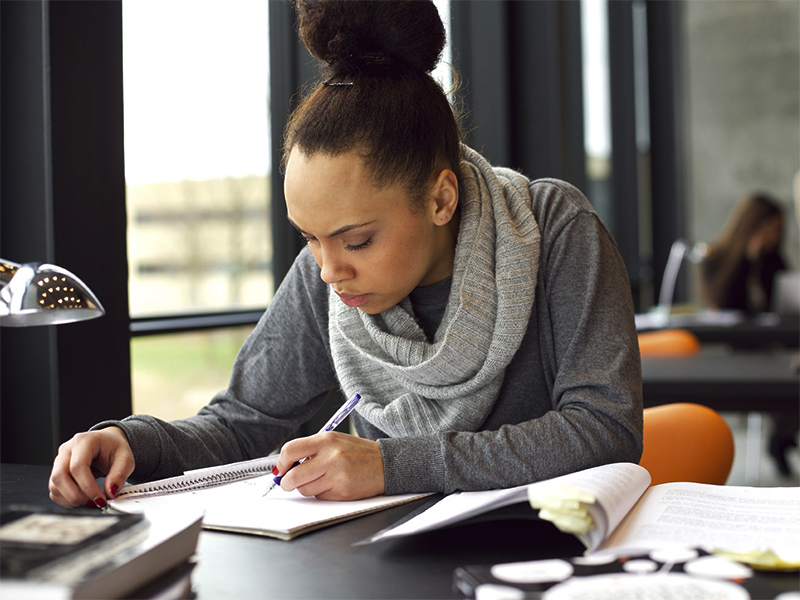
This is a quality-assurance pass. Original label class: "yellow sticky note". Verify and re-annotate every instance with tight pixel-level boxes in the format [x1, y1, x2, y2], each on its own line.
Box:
[539, 507, 595, 534]
[713, 548, 800, 572]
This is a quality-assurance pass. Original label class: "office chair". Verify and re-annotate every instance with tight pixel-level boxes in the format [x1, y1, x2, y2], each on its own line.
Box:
[640, 403, 735, 486]
[638, 328, 700, 357]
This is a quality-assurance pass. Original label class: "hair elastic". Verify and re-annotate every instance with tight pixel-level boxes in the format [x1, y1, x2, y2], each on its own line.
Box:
[357, 52, 393, 66]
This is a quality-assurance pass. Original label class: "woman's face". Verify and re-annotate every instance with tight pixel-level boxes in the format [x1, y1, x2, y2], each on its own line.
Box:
[759, 214, 783, 254]
[284, 148, 458, 315]
[749, 214, 783, 258]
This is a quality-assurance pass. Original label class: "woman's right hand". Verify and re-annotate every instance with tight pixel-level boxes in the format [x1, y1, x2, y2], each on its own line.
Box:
[49, 426, 135, 509]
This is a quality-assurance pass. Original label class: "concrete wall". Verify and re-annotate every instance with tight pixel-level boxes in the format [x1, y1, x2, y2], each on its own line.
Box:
[682, 0, 800, 286]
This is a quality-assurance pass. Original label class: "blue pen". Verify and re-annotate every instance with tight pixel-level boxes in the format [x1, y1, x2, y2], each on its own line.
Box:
[263, 393, 362, 497]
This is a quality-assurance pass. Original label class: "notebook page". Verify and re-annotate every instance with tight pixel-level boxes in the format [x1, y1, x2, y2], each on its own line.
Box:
[111, 474, 428, 538]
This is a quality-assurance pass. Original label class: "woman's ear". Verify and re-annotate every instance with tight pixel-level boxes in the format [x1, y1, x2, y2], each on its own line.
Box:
[430, 169, 459, 226]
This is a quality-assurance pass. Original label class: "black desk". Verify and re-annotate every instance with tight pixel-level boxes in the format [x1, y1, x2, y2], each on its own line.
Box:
[641, 347, 800, 413]
[637, 313, 799, 349]
[0, 464, 585, 599]
[4, 465, 799, 599]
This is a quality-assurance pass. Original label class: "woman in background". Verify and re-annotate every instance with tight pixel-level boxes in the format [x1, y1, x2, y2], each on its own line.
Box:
[702, 191, 796, 476]
[700, 192, 786, 313]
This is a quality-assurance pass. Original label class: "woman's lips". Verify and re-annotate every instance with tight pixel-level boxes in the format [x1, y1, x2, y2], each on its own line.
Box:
[336, 292, 369, 308]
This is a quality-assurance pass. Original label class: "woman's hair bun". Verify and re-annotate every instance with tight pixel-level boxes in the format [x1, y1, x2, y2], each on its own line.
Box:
[295, 0, 445, 74]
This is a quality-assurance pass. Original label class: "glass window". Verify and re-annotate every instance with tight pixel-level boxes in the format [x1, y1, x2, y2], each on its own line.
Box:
[581, 0, 612, 225]
[123, 0, 272, 318]
[123, 0, 270, 418]
[433, 0, 453, 95]
[130, 328, 253, 420]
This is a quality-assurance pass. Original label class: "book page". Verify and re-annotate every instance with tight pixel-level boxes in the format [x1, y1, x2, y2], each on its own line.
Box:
[367, 463, 650, 545]
[368, 484, 532, 542]
[597, 483, 800, 562]
[526, 462, 651, 551]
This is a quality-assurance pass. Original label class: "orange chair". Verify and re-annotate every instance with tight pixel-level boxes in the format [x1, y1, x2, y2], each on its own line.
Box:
[639, 403, 734, 486]
[638, 328, 701, 357]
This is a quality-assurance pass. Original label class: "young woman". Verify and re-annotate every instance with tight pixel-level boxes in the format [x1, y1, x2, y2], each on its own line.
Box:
[700, 192, 787, 313]
[49, 0, 642, 509]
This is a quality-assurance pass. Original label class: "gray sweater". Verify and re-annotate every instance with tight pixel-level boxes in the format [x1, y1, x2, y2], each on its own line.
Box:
[102, 178, 643, 495]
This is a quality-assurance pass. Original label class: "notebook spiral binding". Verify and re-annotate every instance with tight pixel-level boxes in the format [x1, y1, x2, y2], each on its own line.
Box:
[116, 457, 278, 500]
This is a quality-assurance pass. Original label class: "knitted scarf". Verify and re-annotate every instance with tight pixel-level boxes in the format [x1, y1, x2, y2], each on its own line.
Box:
[328, 147, 541, 436]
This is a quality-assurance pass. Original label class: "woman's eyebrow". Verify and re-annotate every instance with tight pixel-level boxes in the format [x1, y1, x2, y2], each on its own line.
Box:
[288, 218, 376, 238]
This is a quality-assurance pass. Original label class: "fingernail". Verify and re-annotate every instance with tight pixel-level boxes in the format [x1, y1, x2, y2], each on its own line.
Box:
[272, 466, 279, 475]
[94, 497, 107, 508]
[110, 484, 119, 497]
[85, 500, 97, 508]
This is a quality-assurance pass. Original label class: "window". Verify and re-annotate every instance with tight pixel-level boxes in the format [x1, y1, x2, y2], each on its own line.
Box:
[123, 0, 271, 418]
[580, 0, 612, 226]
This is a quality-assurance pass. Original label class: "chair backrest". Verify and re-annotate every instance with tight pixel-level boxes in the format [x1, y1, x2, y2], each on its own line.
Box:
[638, 328, 700, 357]
[773, 270, 800, 315]
[639, 403, 734, 486]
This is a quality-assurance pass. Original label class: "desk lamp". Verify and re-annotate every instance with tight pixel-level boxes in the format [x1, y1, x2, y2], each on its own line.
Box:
[652, 239, 709, 327]
[0, 259, 105, 326]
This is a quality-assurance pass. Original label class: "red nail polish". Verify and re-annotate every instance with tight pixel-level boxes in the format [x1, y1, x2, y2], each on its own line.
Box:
[85, 500, 97, 508]
[94, 497, 107, 508]
[272, 466, 279, 475]
[110, 484, 119, 497]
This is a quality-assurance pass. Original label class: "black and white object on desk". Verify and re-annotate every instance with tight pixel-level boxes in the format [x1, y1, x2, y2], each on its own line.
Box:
[455, 547, 772, 600]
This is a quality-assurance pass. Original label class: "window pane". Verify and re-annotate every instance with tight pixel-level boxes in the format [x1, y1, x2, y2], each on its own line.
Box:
[432, 0, 453, 94]
[581, 0, 613, 226]
[123, 0, 272, 318]
[131, 327, 253, 420]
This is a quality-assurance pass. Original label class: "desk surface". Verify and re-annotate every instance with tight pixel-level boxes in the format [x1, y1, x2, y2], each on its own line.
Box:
[4, 462, 800, 599]
[637, 313, 799, 349]
[1, 464, 586, 599]
[642, 347, 800, 413]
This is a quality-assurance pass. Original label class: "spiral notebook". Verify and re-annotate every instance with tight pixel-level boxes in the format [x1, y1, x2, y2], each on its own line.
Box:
[110, 455, 429, 540]
[113, 454, 281, 500]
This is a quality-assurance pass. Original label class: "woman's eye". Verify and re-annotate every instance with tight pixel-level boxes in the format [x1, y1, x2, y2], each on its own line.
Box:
[300, 233, 317, 246]
[345, 237, 373, 251]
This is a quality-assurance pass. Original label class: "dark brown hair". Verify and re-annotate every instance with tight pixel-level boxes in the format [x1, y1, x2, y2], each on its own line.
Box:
[282, 0, 463, 198]
[700, 192, 784, 308]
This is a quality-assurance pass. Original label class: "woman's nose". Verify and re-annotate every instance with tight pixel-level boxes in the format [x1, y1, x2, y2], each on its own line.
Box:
[318, 249, 353, 284]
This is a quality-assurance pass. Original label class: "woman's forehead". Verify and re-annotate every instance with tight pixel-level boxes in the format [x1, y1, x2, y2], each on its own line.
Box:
[284, 148, 415, 234]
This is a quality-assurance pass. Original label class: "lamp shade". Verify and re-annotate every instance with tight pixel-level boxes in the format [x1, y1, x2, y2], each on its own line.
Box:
[0, 259, 105, 326]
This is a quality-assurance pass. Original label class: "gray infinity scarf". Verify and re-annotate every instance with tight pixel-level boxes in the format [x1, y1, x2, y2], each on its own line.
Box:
[328, 146, 541, 436]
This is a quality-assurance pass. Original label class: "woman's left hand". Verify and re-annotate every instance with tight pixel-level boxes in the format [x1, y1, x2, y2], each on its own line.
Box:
[272, 431, 385, 500]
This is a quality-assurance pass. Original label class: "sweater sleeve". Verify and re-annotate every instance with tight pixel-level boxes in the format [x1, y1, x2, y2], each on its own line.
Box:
[93, 249, 338, 483]
[380, 180, 643, 495]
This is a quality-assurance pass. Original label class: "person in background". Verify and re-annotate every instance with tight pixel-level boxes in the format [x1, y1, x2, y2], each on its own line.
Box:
[48, 0, 642, 509]
[702, 191, 797, 477]
[700, 192, 786, 314]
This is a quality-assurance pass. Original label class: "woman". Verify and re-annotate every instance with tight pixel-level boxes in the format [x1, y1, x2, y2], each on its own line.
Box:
[700, 192, 786, 313]
[49, 0, 642, 508]
[701, 192, 795, 476]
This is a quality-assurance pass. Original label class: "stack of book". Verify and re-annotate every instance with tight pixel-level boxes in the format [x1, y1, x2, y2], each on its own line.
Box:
[0, 504, 202, 599]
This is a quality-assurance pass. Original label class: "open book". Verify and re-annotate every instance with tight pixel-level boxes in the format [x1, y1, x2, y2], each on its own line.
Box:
[366, 463, 800, 569]
[109, 455, 429, 541]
